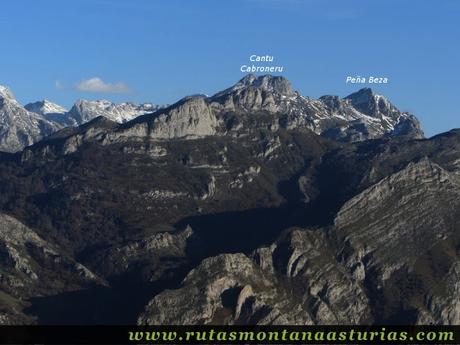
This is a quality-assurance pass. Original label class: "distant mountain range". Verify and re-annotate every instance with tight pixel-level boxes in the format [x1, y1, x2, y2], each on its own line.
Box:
[0, 75, 422, 153]
[2, 75, 459, 326]
[0, 87, 164, 152]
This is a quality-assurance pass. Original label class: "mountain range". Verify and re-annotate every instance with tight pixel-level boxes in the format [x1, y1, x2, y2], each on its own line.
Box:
[0, 75, 422, 153]
[0, 75, 458, 326]
[0, 87, 164, 153]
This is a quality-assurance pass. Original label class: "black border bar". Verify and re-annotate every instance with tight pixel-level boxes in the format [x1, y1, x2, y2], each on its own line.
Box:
[0, 325, 459, 344]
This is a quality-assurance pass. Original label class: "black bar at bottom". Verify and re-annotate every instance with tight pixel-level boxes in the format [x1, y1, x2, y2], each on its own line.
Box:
[0, 325, 459, 344]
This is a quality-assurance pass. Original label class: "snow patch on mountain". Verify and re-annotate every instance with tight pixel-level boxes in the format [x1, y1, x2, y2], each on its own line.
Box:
[25, 100, 67, 115]
[66, 100, 162, 125]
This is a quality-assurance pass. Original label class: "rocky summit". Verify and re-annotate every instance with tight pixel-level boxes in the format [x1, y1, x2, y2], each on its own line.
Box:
[0, 75, 457, 326]
[0, 86, 61, 153]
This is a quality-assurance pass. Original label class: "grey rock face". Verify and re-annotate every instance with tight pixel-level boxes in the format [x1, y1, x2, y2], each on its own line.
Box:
[330, 158, 460, 323]
[418, 262, 460, 324]
[138, 229, 371, 325]
[137, 139, 460, 325]
[124, 96, 219, 140]
[0, 86, 61, 153]
[142, 253, 307, 325]
[0, 213, 99, 288]
[0, 213, 100, 324]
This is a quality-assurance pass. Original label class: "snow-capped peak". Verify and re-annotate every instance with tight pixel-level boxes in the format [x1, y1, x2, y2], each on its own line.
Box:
[345, 88, 396, 118]
[25, 100, 67, 115]
[67, 99, 163, 124]
[0, 85, 16, 101]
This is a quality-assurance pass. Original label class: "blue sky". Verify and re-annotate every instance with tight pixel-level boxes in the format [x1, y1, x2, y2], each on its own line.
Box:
[0, 0, 459, 136]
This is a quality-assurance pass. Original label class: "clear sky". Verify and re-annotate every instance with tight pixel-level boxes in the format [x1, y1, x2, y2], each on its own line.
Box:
[1, 0, 459, 137]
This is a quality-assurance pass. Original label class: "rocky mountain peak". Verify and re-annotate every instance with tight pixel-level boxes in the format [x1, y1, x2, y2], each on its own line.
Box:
[0, 87, 62, 153]
[25, 99, 67, 115]
[346, 87, 375, 101]
[226, 74, 295, 97]
[238, 74, 257, 84]
[345, 88, 397, 118]
[204, 75, 298, 116]
[0, 85, 16, 102]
